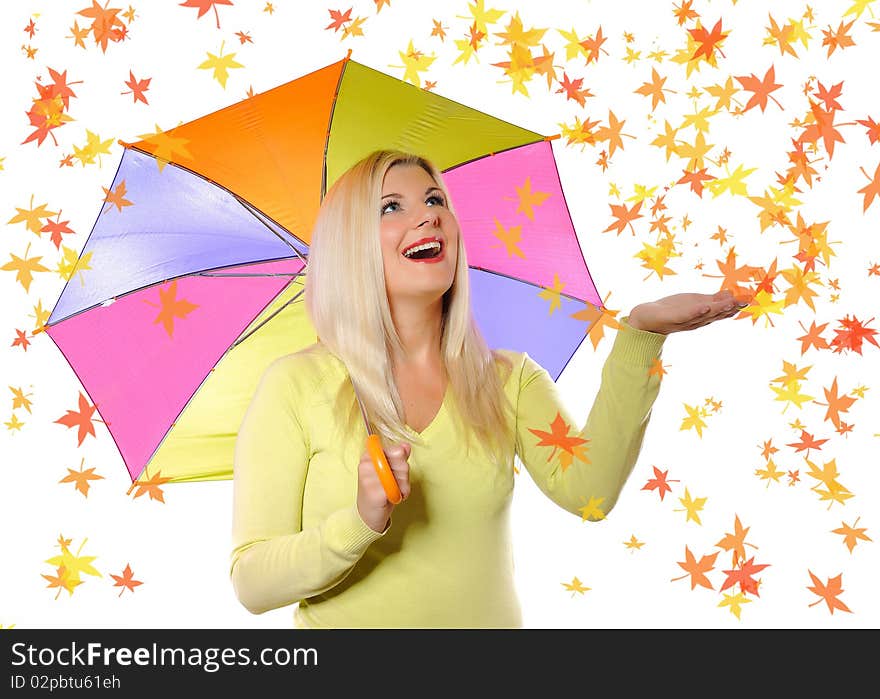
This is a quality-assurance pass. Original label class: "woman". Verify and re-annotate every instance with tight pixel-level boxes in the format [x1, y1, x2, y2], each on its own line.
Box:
[230, 149, 748, 628]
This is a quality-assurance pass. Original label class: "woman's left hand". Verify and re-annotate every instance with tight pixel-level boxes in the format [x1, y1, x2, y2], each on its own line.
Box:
[626, 289, 751, 335]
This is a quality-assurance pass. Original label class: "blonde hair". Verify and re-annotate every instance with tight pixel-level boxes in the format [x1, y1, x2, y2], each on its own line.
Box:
[304, 149, 515, 469]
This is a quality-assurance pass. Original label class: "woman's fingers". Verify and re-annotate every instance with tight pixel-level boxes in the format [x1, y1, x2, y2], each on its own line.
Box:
[385, 442, 412, 500]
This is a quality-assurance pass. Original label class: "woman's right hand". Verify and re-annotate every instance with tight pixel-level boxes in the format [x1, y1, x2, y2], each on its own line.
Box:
[356, 441, 411, 533]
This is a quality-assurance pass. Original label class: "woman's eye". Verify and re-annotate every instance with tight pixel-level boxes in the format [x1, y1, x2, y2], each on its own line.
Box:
[427, 195, 445, 206]
[381, 201, 399, 215]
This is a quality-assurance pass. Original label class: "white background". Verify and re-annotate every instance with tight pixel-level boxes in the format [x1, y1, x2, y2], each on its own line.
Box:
[1, 0, 879, 629]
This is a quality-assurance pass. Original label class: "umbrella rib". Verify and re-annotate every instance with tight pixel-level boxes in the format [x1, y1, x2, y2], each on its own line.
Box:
[230, 287, 306, 349]
[468, 265, 597, 306]
[321, 53, 352, 199]
[123, 144, 310, 257]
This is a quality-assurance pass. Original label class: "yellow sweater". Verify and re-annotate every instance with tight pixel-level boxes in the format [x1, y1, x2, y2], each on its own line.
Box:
[230, 318, 666, 628]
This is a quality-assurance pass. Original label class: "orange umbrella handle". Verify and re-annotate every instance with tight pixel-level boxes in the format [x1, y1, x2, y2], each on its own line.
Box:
[366, 433, 402, 504]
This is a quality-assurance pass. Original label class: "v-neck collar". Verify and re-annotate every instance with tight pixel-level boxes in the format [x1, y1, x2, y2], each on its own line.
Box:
[406, 384, 449, 437]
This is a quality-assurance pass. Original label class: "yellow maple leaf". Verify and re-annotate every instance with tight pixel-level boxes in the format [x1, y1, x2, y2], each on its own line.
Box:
[136, 124, 193, 172]
[5, 414, 25, 432]
[72, 130, 115, 168]
[395, 40, 435, 87]
[1, 242, 50, 292]
[457, 0, 505, 34]
[679, 403, 709, 437]
[45, 537, 101, 594]
[674, 487, 707, 525]
[10, 386, 34, 413]
[578, 495, 606, 522]
[8, 197, 57, 235]
[197, 41, 244, 88]
[706, 163, 756, 198]
[742, 288, 785, 327]
[623, 534, 645, 551]
[770, 379, 814, 412]
[755, 458, 786, 487]
[58, 245, 92, 283]
[562, 576, 591, 596]
[538, 273, 565, 315]
[718, 591, 752, 620]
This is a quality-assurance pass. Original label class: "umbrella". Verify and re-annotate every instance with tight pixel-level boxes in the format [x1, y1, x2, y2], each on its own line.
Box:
[44, 53, 604, 487]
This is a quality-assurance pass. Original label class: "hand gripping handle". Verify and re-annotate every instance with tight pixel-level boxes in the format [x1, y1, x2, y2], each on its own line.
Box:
[366, 433, 402, 504]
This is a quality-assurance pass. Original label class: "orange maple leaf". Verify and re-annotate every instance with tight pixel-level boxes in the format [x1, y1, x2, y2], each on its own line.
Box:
[720, 556, 770, 596]
[799, 99, 846, 159]
[677, 167, 716, 197]
[715, 514, 757, 567]
[325, 7, 353, 31]
[795, 319, 830, 354]
[821, 19, 856, 58]
[555, 72, 592, 107]
[857, 162, 880, 213]
[143, 280, 199, 338]
[42, 565, 81, 599]
[856, 116, 880, 144]
[127, 471, 171, 503]
[121, 70, 151, 104]
[179, 0, 233, 29]
[580, 26, 608, 64]
[603, 200, 643, 235]
[634, 67, 671, 110]
[12, 329, 31, 352]
[102, 180, 134, 213]
[641, 465, 678, 501]
[528, 412, 589, 464]
[807, 571, 852, 614]
[786, 429, 829, 458]
[54, 392, 102, 446]
[813, 377, 857, 430]
[59, 458, 104, 497]
[111, 563, 143, 596]
[735, 65, 784, 113]
[40, 216, 76, 250]
[829, 314, 879, 355]
[77, 0, 128, 52]
[688, 18, 728, 62]
[671, 546, 718, 590]
[831, 517, 872, 554]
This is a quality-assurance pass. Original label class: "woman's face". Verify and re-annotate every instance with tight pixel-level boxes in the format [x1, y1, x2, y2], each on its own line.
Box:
[379, 163, 459, 307]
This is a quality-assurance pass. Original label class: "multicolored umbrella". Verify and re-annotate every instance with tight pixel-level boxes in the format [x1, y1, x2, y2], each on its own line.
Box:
[44, 54, 604, 486]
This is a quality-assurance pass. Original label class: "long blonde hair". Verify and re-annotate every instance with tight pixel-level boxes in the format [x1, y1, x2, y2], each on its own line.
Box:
[304, 149, 515, 469]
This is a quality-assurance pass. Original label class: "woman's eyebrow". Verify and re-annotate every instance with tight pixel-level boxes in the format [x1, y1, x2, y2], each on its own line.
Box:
[381, 186, 442, 199]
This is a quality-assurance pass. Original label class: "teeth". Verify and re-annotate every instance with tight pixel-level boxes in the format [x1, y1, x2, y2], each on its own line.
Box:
[403, 241, 441, 258]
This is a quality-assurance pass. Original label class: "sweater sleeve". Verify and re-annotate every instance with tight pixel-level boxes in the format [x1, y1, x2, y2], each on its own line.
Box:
[229, 357, 386, 615]
[514, 317, 667, 521]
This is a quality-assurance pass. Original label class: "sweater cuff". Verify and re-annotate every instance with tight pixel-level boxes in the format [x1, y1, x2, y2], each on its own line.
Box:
[325, 505, 388, 555]
[614, 316, 667, 365]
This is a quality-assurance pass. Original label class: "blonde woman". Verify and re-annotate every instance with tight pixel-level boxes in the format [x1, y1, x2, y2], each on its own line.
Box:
[230, 149, 748, 628]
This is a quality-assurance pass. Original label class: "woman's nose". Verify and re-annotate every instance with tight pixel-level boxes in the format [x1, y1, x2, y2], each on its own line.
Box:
[417, 208, 440, 228]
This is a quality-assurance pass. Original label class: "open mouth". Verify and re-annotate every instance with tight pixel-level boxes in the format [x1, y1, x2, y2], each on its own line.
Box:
[402, 238, 443, 261]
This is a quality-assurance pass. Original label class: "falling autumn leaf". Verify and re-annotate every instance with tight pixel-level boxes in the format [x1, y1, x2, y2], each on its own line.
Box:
[807, 571, 852, 614]
[671, 546, 718, 590]
[111, 563, 143, 596]
[831, 517, 871, 553]
[180, 0, 233, 29]
[121, 70, 151, 104]
[128, 471, 171, 502]
[54, 391, 102, 446]
[720, 556, 770, 597]
[641, 465, 678, 501]
[562, 576, 590, 597]
[59, 457, 104, 497]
